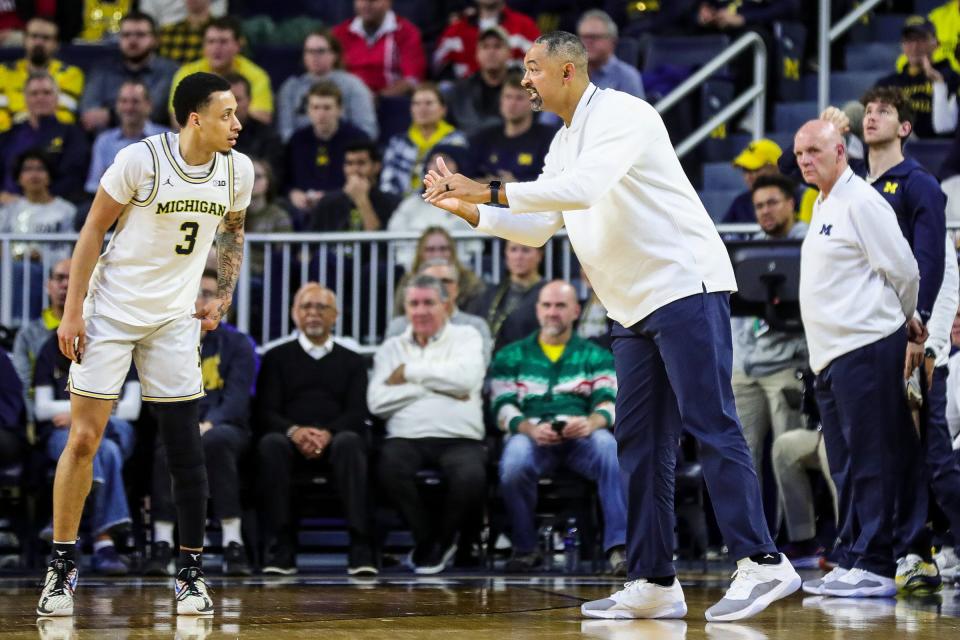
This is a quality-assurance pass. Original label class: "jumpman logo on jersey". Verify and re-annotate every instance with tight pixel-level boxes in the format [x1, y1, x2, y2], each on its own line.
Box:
[190, 553, 200, 561]
[163, 176, 174, 187]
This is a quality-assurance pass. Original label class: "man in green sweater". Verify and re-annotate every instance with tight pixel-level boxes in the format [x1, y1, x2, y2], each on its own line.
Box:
[490, 280, 626, 574]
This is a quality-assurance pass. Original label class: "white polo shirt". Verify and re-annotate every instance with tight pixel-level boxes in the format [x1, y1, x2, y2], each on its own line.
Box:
[475, 83, 737, 328]
[799, 167, 919, 373]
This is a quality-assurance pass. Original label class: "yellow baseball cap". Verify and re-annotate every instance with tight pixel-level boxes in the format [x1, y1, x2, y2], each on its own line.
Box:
[732, 139, 782, 171]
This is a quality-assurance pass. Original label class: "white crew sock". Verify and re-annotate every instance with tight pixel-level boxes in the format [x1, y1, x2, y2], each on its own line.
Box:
[221, 518, 242, 547]
[154, 520, 175, 546]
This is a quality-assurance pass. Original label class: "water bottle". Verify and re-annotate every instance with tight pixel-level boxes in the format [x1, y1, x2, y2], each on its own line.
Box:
[539, 524, 554, 571]
[563, 517, 580, 574]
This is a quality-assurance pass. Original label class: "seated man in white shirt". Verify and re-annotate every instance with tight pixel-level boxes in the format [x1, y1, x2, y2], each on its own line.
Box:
[368, 274, 487, 575]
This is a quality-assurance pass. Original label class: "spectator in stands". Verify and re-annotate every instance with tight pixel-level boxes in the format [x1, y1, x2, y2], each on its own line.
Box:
[142, 0, 226, 28]
[157, 0, 215, 64]
[255, 283, 376, 576]
[388, 146, 481, 268]
[11, 258, 69, 419]
[446, 26, 512, 135]
[85, 81, 167, 195]
[491, 280, 626, 574]
[949, 308, 960, 440]
[381, 84, 468, 197]
[224, 73, 283, 184]
[34, 333, 140, 575]
[392, 226, 487, 316]
[722, 138, 783, 224]
[169, 17, 273, 125]
[467, 241, 545, 354]
[695, 1, 800, 31]
[332, 0, 426, 96]
[0, 6, 23, 46]
[277, 28, 378, 142]
[471, 72, 554, 184]
[434, 0, 539, 80]
[308, 140, 398, 232]
[771, 420, 835, 566]
[368, 274, 487, 574]
[79, 11, 178, 132]
[386, 259, 493, 363]
[577, 9, 645, 99]
[927, 0, 960, 73]
[0, 17, 83, 133]
[147, 271, 256, 577]
[0, 74, 89, 202]
[876, 16, 959, 139]
[0, 150, 78, 257]
[732, 174, 807, 496]
[286, 81, 370, 216]
[0, 349, 25, 470]
[245, 158, 293, 233]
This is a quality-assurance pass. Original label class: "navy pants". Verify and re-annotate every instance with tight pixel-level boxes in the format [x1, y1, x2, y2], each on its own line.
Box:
[611, 291, 776, 578]
[815, 327, 917, 578]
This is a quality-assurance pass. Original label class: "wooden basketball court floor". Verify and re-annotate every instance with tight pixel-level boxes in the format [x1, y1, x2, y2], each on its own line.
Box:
[1, 569, 958, 639]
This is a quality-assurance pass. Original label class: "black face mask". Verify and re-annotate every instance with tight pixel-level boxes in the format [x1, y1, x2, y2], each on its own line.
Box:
[28, 46, 49, 67]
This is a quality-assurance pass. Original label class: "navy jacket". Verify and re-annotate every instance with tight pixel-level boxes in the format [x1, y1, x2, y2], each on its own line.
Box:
[199, 325, 257, 430]
[0, 116, 89, 198]
[780, 150, 945, 322]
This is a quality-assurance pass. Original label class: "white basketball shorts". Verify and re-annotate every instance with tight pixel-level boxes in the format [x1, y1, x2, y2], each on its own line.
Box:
[68, 311, 203, 402]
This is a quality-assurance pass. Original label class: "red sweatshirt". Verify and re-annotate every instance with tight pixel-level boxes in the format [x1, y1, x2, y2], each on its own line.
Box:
[433, 7, 540, 79]
[333, 11, 426, 94]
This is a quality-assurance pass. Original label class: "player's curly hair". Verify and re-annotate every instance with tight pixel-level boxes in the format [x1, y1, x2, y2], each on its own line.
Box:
[172, 72, 231, 127]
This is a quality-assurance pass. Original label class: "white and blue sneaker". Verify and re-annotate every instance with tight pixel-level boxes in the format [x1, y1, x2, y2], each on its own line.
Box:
[581, 579, 688, 619]
[175, 567, 214, 615]
[704, 553, 801, 622]
[36, 559, 78, 617]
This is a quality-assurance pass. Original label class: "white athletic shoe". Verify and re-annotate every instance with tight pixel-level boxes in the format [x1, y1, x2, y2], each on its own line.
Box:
[580, 619, 688, 639]
[175, 567, 214, 615]
[934, 546, 959, 582]
[580, 579, 688, 619]
[820, 567, 896, 597]
[801, 566, 848, 595]
[36, 559, 78, 617]
[704, 553, 801, 622]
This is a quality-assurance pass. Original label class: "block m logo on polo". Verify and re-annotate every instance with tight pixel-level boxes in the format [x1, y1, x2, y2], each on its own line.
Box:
[883, 181, 899, 194]
[819, 224, 832, 236]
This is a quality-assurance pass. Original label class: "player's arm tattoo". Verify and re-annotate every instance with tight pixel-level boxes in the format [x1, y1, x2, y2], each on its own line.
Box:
[216, 208, 246, 313]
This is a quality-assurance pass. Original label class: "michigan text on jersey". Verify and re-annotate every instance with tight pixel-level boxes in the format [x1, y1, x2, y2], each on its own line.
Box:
[155, 199, 227, 216]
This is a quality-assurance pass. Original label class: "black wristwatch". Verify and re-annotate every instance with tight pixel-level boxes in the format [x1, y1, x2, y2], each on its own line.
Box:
[488, 180, 502, 205]
[925, 347, 937, 360]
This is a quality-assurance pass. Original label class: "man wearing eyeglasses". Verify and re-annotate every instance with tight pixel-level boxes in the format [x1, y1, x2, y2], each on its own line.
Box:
[254, 282, 375, 576]
[79, 11, 178, 132]
[731, 173, 808, 516]
[0, 16, 84, 133]
[11, 258, 71, 420]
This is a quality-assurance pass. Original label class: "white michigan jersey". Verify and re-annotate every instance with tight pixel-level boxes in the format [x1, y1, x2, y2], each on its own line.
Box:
[87, 132, 253, 325]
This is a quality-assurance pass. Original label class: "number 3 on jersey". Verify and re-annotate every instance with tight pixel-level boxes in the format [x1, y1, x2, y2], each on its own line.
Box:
[175, 221, 199, 255]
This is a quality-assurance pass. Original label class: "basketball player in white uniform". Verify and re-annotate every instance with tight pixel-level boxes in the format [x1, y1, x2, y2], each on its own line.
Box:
[37, 72, 253, 618]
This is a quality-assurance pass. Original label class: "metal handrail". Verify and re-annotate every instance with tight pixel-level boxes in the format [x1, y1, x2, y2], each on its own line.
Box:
[653, 31, 767, 159]
[818, 0, 886, 113]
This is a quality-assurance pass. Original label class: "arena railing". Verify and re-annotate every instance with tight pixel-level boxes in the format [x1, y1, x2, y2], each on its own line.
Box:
[817, 0, 886, 114]
[653, 31, 767, 159]
[5, 225, 959, 348]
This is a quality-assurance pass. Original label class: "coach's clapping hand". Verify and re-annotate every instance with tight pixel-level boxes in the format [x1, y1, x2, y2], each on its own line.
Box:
[423, 157, 488, 205]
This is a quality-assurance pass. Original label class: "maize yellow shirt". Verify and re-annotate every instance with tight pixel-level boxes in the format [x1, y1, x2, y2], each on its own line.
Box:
[169, 55, 273, 117]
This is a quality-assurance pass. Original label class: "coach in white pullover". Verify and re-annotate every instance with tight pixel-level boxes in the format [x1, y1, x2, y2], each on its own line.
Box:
[368, 274, 486, 576]
[795, 119, 920, 597]
[421, 31, 800, 622]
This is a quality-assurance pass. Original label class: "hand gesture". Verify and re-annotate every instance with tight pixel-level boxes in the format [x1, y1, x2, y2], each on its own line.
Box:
[529, 422, 562, 446]
[423, 157, 489, 205]
[561, 416, 593, 440]
[57, 311, 85, 363]
[343, 174, 371, 203]
[820, 106, 850, 136]
[194, 297, 230, 332]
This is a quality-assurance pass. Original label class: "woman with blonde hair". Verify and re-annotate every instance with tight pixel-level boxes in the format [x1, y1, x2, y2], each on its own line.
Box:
[393, 226, 485, 315]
